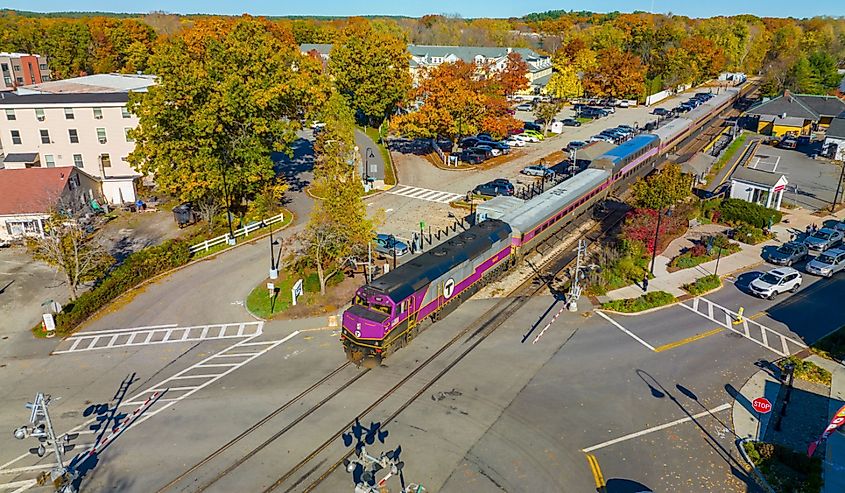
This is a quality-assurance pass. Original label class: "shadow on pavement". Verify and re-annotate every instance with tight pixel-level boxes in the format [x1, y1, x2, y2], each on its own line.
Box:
[763, 275, 845, 345]
[273, 137, 314, 194]
[605, 478, 653, 492]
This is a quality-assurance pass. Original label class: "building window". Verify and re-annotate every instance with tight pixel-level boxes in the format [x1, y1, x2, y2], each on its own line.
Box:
[40, 129, 50, 144]
[15, 77, 23, 84]
[5, 109, 15, 121]
[96, 128, 107, 144]
[68, 129, 79, 143]
[44, 154, 55, 167]
[5, 220, 40, 236]
[124, 128, 134, 143]
[0, 63, 7, 72]
[13, 64, 20, 71]
[10, 130, 21, 145]
[121, 107, 131, 118]
[73, 154, 84, 168]
[99, 153, 111, 168]
[39, 63, 47, 71]
[3, 76, 10, 85]
[35, 108, 45, 121]
[64, 108, 74, 119]
[93, 108, 103, 119]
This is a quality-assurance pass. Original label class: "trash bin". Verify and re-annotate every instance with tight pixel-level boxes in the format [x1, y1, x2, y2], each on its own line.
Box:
[172, 203, 195, 228]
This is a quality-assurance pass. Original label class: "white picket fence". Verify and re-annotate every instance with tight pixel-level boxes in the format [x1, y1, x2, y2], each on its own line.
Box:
[189, 212, 285, 254]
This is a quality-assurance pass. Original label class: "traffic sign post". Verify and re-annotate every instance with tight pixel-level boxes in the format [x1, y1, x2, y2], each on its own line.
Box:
[752, 397, 772, 440]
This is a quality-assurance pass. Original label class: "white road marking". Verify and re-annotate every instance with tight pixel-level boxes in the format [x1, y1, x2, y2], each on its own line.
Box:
[54, 322, 263, 354]
[0, 326, 300, 485]
[386, 185, 462, 204]
[595, 311, 656, 352]
[582, 403, 731, 452]
[0, 480, 37, 492]
[679, 297, 807, 356]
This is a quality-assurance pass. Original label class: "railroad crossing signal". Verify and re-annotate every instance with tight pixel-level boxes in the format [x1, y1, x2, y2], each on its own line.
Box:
[341, 419, 425, 493]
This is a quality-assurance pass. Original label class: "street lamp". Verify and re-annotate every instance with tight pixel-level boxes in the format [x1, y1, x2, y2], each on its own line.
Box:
[269, 220, 279, 279]
[649, 207, 672, 276]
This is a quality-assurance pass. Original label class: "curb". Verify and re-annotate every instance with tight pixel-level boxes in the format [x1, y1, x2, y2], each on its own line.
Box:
[59, 210, 297, 339]
[736, 438, 777, 493]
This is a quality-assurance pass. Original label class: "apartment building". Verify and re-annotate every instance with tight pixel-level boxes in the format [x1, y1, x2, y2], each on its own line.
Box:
[0, 73, 156, 204]
[299, 43, 553, 94]
[0, 52, 50, 91]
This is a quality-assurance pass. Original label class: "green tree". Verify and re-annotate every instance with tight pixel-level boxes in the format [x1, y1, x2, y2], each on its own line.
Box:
[329, 18, 411, 127]
[631, 163, 691, 210]
[545, 54, 582, 100]
[28, 209, 111, 301]
[128, 17, 330, 223]
[534, 100, 565, 135]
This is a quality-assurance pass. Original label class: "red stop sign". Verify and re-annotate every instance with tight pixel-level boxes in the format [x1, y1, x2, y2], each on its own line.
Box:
[752, 397, 772, 414]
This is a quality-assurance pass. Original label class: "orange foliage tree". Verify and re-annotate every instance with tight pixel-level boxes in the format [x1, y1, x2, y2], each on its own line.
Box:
[582, 48, 646, 99]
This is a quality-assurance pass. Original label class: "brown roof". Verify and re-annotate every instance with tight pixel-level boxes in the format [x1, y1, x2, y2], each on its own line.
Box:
[0, 166, 74, 215]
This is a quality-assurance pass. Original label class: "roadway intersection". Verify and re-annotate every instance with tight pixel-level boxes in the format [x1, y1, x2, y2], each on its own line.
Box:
[2, 249, 842, 492]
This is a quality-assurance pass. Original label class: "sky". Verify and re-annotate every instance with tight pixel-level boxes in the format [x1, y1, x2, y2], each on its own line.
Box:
[2, 0, 843, 19]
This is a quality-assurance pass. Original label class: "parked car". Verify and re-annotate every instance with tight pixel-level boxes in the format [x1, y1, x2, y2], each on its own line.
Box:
[652, 108, 670, 116]
[523, 121, 542, 132]
[521, 165, 555, 177]
[766, 241, 808, 266]
[567, 140, 587, 151]
[779, 138, 798, 149]
[504, 136, 526, 147]
[514, 133, 539, 143]
[472, 144, 497, 157]
[560, 118, 581, 127]
[477, 133, 494, 141]
[374, 234, 409, 257]
[516, 103, 534, 112]
[490, 178, 514, 190]
[460, 137, 480, 149]
[804, 228, 844, 251]
[805, 248, 845, 277]
[459, 150, 486, 164]
[616, 124, 636, 134]
[477, 140, 511, 155]
[831, 220, 845, 233]
[748, 267, 802, 299]
[473, 181, 514, 197]
[522, 129, 545, 140]
[590, 135, 615, 143]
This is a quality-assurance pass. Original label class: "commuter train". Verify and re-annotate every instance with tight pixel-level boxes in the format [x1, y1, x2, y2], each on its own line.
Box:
[341, 86, 744, 367]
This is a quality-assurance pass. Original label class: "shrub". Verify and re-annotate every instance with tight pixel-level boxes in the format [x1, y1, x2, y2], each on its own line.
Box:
[683, 274, 721, 295]
[734, 222, 770, 245]
[51, 240, 192, 335]
[601, 291, 676, 313]
[718, 198, 782, 228]
[778, 355, 832, 386]
[689, 244, 707, 257]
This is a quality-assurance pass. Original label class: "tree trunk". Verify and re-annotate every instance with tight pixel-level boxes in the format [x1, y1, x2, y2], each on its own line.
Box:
[66, 271, 78, 301]
[317, 262, 327, 296]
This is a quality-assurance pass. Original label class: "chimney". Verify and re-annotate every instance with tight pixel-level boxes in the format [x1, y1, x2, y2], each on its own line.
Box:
[784, 89, 791, 102]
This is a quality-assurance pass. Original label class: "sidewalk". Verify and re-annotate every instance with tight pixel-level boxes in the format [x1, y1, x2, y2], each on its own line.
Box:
[821, 357, 845, 493]
[602, 207, 843, 301]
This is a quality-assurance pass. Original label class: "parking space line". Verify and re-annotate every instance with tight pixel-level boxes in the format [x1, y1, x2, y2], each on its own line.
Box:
[582, 403, 731, 453]
[595, 311, 656, 352]
[653, 327, 723, 352]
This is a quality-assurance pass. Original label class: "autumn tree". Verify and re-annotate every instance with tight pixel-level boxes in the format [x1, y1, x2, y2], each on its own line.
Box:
[392, 61, 520, 140]
[28, 208, 111, 301]
[129, 17, 330, 227]
[545, 54, 582, 100]
[631, 163, 691, 210]
[534, 101, 565, 135]
[329, 18, 411, 127]
[498, 52, 530, 96]
[582, 48, 645, 99]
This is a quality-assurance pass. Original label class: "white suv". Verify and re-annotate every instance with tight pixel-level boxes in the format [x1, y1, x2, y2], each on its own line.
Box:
[806, 248, 845, 277]
[749, 267, 802, 299]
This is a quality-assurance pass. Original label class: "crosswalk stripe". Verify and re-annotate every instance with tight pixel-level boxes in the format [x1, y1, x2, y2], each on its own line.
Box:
[386, 185, 461, 204]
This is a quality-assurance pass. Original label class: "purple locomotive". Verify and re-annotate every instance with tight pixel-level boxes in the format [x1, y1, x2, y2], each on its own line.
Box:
[341, 219, 513, 367]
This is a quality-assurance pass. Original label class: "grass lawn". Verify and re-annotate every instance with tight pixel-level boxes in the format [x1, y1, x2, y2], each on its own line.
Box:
[246, 269, 345, 319]
[704, 131, 749, 186]
[743, 441, 822, 493]
[361, 126, 396, 185]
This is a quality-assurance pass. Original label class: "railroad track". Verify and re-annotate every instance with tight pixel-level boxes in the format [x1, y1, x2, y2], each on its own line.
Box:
[155, 362, 366, 492]
[261, 205, 629, 493]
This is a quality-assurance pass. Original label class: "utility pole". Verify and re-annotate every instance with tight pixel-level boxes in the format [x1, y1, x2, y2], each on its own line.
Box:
[832, 157, 844, 213]
[13, 393, 77, 492]
[341, 419, 425, 493]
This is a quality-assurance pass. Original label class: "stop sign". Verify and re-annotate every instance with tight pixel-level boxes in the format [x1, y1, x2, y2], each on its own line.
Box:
[752, 397, 772, 414]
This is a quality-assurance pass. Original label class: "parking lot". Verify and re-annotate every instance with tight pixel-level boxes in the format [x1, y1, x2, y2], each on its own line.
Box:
[750, 143, 842, 211]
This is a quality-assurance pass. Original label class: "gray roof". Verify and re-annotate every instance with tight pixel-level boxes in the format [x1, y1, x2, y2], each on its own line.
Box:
[300, 43, 332, 55]
[0, 92, 129, 106]
[731, 167, 786, 187]
[502, 168, 609, 236]
[681, 153, 716, 176]
[576, 141, 616, 161]
[16, 73, 156, 95]
[532, 73, 551, 87]
[476, 195, 525, 221]
[409, 45, 543, 61]
[3, 152, 39, 163]
[746, 93, 845, 120]
[827, 117, 845, 140]
[759, 114, 806, 127]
